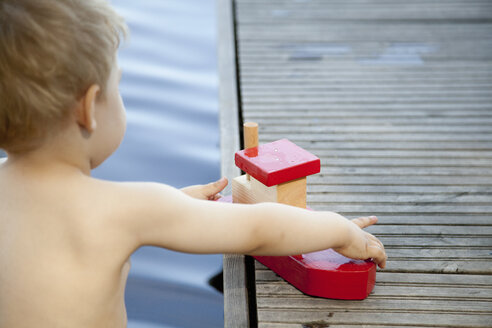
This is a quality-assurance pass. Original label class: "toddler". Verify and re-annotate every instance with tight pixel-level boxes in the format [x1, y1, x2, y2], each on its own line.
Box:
[0, 0, 386, 327]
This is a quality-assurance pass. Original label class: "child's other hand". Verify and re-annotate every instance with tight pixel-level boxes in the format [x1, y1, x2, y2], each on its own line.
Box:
[180, 177, 228, 201]
[333, 216, 387, 269]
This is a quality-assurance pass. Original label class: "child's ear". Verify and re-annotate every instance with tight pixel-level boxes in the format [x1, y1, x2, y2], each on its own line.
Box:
[75, 84, 100, 133]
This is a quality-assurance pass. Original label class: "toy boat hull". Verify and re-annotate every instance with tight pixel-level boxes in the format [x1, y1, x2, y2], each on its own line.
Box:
[255, 249, 376, 300]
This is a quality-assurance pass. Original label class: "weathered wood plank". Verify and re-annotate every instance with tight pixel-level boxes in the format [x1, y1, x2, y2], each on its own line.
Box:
[256, 297, 492, 314]
[308, 176, 492, 186]
[237, 26, 492, 43]
[245, 110, 492, 118]
[308, 193, 492, 203]
[231, 0, 492, 325]
[258, 134, 492, 143]
[258, 324, 486, 328]
[257, 259, 492, 275]
[256, 259, 492, 275]
[256, 268, 492, 285]
[240, 65, 492, 74]
[314, 166, 492, 176]
[262, 141, 492, 150]
[256, 282, 492, 299]
[318, 159, 492, 167]
[244, 117, 492, 126]
[309, 149, 492, 158]
[243, 93, 492, 101]
[218, 0, 251, 327]
[256, 312, 492, 328]
[354, 236, 492, 247]
[238, 0, 492, 4]
[308, 185, 492, 194]
[310, 204, 492, 214]
[242, 103, 492, 111]
[331, 214, 491, 225]
[256, 125, 492, 133]
[236, 2, 492, 22]
[364, 225, 492, 235]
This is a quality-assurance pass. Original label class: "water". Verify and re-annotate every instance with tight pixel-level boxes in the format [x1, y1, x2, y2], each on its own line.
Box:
[91, 1, 224, 327]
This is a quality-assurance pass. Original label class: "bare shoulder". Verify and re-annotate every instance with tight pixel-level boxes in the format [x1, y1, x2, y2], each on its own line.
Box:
[82, 179, 184, 220]
[85, 178, 193, 244]
[89, 179, 188, 211]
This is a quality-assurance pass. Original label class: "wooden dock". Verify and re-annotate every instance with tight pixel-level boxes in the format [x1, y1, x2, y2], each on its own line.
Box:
[218, 0, 492, 327]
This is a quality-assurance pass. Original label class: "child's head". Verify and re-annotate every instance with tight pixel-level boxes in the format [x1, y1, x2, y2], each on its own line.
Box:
[0, 0, 128, 154]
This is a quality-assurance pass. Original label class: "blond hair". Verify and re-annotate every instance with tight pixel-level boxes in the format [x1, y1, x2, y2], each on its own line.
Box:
[0, 0, 128, 153]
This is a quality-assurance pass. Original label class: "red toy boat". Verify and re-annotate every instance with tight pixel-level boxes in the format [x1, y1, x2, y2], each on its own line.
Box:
[227, 122, 376, 300]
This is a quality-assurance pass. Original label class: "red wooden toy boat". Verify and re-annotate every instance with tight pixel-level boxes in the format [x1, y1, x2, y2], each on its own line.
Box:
[228, 122, 376, 300]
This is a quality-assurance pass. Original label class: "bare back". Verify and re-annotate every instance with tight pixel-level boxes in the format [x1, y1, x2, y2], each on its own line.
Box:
[0, 160, 133, 328]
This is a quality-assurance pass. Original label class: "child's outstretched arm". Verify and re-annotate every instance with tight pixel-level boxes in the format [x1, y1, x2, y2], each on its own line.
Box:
[112, 180, 386, 269]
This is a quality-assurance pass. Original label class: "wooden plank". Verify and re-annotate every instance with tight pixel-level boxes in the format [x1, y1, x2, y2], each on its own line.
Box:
[377, 271, 492, 285]
[308, 185, 492, 193]
[331, 214, 491, 225]
[256, 268, 492, 285]
[364, 225, 492, 235]
[238, 61, 492, 70]
[360, 236, 492, 247]
[239, 52, 492, 61]
[257, 134, 492, 143]
[236, 25, 492, 43]
[236, 3, 492, 21]
[310, 204, 492, 214]
[374, 261, 492, 274]
[245, 110, 492, 118]
[246, 92, 492, 100]
[257, 297, 492, 314]
[258, 324, 488, 328]
[242, 103, 492, 111]
[307, 176, 492, 186]
[242, 93, 492, 100]
[218, 0, 251, 327]
[256, 125, 492, 133]
[312, 166, 492, 177]
[310, 149, 492, 157]
[237, 0, 492, 4]
[244, 117, 492, 126]
[240, 65, 492, 72]
[315, 158, 492, 167]
[257, 257, 492, 274]
[257, 311, 492, 328]
[256, 259, 492, 275]
[309, 193, 492, 204]
[240, 78, 492, 86]
[384, 248, 492, 258]
[241, 74, 492, 82]
[256, 283, 492, 299]
[254, 142, 492, 151]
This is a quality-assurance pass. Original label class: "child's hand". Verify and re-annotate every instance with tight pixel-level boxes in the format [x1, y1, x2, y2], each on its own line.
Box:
[333, 216, 387, 269]
[180, 177, 228, 201]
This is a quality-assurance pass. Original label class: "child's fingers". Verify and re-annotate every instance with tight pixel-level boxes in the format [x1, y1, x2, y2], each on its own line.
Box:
[210, 194, 223, 201]
[368, 233, 384, 250]
[367, 233, 387, 269]
[204, 177, 228, 197]
[368, 244, 387, 269]
[351, 216, 378, 229]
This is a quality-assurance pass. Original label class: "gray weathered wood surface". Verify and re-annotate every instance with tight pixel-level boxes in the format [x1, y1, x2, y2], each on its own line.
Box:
[220, 0, 492, 327]
[217, 0, 252, 326]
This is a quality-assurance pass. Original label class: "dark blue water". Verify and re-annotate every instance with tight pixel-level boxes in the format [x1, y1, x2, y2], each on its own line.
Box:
[91, 1, 223, 327]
